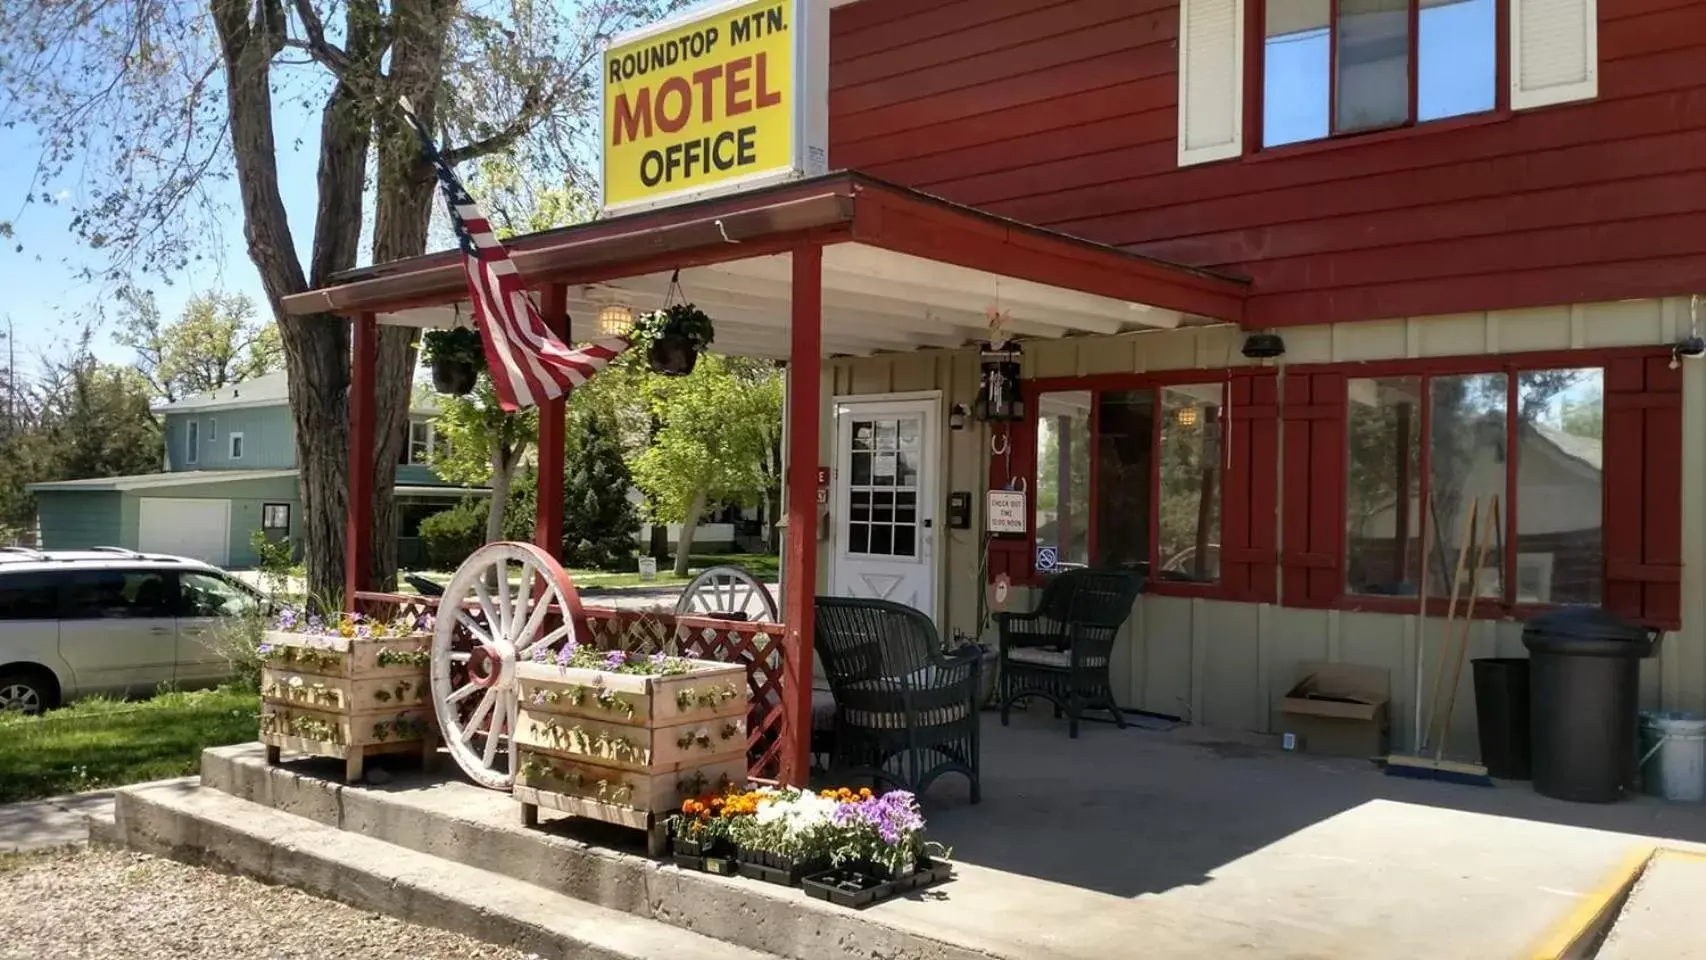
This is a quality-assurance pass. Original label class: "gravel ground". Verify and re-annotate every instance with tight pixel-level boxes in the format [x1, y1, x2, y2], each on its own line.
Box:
[0, 848, 538, 959]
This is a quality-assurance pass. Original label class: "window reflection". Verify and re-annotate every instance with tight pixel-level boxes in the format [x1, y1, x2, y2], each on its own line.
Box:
[1428, 373, 1508, 598]
[1515, 369, 1603, 604]
[1035, 392, 1091, 570]
[1095, 391, 1155, 570]
[1157, 385, 1222, 583]
[1345, 376, 1423, 595]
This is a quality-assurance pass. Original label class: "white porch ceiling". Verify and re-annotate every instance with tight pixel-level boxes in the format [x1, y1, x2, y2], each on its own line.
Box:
[380, 242, 1207, 360]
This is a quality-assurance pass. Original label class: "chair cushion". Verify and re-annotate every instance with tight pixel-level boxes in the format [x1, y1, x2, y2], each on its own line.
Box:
[812, 688, 837, 730]
[1007, 647, 1072, 669]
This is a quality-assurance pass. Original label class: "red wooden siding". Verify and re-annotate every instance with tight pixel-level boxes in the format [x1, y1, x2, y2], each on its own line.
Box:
[830, 0, 1706, 326]
[1604, 356, 1683, 626]
[1221, 371, 1280, 603]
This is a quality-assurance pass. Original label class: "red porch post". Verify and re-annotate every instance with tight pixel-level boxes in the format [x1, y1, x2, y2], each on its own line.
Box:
[344, 312, 377, 604]
[535, 284, 569, 555]
[781, 242, 822, 786]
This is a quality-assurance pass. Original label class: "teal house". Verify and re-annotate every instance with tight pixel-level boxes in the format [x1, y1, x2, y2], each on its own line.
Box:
[29, 372, 484, 568]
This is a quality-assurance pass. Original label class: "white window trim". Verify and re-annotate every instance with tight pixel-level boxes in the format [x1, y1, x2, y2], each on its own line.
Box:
[262, 502, 290, 531]
[185, 420, 199, 465]
[229, 432, 245, 460]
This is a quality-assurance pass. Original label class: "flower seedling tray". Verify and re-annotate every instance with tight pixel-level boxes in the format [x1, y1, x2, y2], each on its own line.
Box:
[802, 869, 898, 909]
[737, 850, 823, 887]
[259, 631, 438, 783]
[900, 857, 953, 891]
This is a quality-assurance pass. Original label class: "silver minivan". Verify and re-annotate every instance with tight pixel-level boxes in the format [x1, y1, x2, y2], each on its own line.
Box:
[0, 547, 268, 713]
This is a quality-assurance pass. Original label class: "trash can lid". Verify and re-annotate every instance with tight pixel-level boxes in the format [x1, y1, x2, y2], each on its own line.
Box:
[1521, 605, 1656, 657]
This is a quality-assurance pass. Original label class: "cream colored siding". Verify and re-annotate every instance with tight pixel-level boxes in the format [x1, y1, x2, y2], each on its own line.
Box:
[822, 296, 1703, 760]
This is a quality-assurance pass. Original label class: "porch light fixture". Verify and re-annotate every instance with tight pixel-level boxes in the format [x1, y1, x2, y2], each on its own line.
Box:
[949, 404, 969, 431]
[1176, 405, 1199, 428]
[1241, 332, 1286, 360]
[596, 302, 635, 338]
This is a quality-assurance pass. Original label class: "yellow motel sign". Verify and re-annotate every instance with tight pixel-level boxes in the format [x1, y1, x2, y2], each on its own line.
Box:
[601, 0, 825, 213]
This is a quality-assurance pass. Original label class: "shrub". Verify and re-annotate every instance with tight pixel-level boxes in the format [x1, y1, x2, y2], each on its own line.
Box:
[419, 498, 488, 569]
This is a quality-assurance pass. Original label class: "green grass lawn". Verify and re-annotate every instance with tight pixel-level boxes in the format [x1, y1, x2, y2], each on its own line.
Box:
[0, 688, 258, 803]
[406, 552, 780, 592]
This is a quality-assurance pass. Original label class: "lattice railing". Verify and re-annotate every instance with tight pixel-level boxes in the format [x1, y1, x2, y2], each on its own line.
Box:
[353, 592, 793, 781]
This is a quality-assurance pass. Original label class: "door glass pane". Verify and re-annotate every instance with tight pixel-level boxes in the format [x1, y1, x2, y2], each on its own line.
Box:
[1428, 373, 1507, 598]
[1346, 376, 1423, 595]
[1095, 390, 1155, 570]
[1035, 392, 1092, 571]
[1336, 0, 1410, 133]
[1516, 368, 1603, 604]
[1263, 0, 1331, 146]
[63, 570, 174, 619]
[1157, 384, 1223, 583]
[1419, 0, 1496, 121]
[844, 414, 922, 559]
[870, 526, 893, 556]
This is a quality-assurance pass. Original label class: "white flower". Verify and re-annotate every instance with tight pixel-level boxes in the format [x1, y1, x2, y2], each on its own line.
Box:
[287, 676, 304, 688]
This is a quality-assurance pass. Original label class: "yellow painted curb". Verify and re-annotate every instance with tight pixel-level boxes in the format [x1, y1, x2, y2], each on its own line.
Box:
[1526, 845, 1656, 960]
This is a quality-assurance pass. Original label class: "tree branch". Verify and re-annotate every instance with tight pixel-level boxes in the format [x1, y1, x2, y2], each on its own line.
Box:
[441, 81, 552, 165]
[287, 0, 354, 80]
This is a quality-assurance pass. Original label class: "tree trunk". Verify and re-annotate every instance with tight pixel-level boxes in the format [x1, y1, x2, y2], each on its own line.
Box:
[365, 0, 455, 593]
[673, 486, 708, 577]
[487, 460, 515, 545]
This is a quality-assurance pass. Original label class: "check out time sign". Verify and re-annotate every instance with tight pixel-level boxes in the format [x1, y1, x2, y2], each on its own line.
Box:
[601, 0, 827, 214]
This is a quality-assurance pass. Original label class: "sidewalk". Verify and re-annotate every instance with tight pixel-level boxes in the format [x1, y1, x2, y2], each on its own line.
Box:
[0, 790, 116, 854]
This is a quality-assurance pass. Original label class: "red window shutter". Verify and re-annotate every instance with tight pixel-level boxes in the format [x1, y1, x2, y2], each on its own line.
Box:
[1604, 355, 1682, 627]
[1281, 371, 1346, 607]
[1221, 370, 1279, 603]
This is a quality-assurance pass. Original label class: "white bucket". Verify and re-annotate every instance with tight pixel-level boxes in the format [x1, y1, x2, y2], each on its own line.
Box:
[1639, 711, 1706, 802]
[637, 557, 658, 581]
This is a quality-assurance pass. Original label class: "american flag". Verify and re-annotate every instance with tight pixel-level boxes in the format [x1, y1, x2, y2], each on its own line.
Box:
[402, 103, 630, 412]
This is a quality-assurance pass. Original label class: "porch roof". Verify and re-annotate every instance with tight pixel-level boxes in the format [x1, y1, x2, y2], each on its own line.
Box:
[280, 172, 1250, 359]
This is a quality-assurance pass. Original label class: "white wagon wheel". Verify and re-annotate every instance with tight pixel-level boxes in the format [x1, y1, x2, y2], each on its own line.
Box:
[675, 564, 779, 623]
[431, 541, 584, 790]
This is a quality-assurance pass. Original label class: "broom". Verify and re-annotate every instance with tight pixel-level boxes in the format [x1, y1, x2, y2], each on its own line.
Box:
[1385, 495, 1497, 787]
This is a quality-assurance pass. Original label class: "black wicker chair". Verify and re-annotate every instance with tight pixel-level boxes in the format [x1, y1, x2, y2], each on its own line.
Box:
[998, 568, 1144, 738]
[814, 597, 981, 803]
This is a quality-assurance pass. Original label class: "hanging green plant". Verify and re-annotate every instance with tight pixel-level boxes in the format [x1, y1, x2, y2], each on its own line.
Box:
[632, 303, 715, 377]
[422, 327, 486, 395]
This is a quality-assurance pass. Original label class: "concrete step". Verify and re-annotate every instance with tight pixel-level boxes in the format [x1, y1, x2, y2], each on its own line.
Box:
[109, 777, 781, 960]
[195, 743, 986, 960]
[1596, 850, 1706, 960]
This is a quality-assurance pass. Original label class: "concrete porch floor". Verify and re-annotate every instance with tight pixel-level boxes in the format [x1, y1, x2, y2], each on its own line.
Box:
[872, 710, 1706, 959]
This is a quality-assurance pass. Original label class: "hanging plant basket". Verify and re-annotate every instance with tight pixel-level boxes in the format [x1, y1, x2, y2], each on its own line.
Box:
[422, 327, 486, 396]
[633, 303, 715, 377]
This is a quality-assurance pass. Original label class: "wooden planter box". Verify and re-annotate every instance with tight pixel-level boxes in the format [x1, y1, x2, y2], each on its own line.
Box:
[258, 630, 439, 782]
[512, 658, 748, 855]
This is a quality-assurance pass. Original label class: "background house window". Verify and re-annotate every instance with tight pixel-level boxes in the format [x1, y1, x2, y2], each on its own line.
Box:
[186, 420, 199, 465]
[1033, 382, 1224, 581]
[262, 502, 290, 534]
[1341, 366, 1603, 606]
[406, 420, 435, 465]
[1261, 0, 1497, 147]
[228, 432, 245, 460]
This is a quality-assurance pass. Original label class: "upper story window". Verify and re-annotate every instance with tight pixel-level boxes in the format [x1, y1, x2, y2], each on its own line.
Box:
[1177, 0, 1599, 166]
[185, 419, 200, 465]
[1261, 0, 1497, 148]
[403, 420, 439, 466]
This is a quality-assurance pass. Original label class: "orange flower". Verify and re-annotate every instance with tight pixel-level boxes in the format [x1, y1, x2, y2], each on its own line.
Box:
[858, 787, 873, 799]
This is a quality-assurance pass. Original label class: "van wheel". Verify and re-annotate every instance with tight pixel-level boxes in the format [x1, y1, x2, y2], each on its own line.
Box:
[0, 668, 56, 715]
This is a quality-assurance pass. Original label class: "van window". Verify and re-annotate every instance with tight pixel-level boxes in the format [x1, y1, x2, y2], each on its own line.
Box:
[0, 572, 59, 620]
[180, 572, 259, 619]
[62, 570, 174, 620]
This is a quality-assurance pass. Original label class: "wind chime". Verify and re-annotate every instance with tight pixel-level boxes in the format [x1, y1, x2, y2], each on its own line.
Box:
[974, 302, 1025, 423]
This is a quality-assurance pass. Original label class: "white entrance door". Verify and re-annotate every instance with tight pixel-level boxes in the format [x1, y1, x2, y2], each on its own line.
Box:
[138, 497, 232, 566]
[831, 398, 937, 617]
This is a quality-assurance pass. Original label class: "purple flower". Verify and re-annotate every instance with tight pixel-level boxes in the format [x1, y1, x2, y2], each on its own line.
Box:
[531, 646, 548, 663]
[531, 691, 546, 705]
[306, 614, 325, 633]
[604, 649, 628, 671]
[356, 624, 373, 639]
[418, 614, 436, 632]
[350, 612, 365, 623]
[256, 643, 273, 656]
[556, 646, 575, 668]
[649, 652, 667, 667]
[274, 608, 300, 631]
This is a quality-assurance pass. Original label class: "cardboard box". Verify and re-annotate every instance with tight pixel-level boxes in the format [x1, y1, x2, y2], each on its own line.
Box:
[1280, 663, 1391, 759]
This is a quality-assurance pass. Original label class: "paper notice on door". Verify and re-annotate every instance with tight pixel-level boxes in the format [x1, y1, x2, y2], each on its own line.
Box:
[874, 452, 897, 478]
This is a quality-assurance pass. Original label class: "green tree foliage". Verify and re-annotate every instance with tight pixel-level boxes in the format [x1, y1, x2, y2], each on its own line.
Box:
[117, 290, 283, 402]
[429, 378, 536, 545]
[632, 356, 782, 575]
[418, 498, 490, 571]
[561, 408, 639, 570]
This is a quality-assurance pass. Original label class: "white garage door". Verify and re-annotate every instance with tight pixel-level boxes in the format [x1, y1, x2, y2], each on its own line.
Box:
[138, 498, 232, 566]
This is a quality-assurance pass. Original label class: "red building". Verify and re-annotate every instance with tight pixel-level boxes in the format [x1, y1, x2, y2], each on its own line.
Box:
[297, 0, 1703, 777]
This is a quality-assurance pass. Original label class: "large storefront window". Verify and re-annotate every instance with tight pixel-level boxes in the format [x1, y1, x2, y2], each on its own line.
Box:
[1343, 366, 1603, 605]
[1033, 382, 1223, 583]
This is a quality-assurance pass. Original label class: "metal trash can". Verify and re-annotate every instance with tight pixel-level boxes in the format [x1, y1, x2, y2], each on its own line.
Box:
[1522, 606, 1657, 803]
[1471, 658, 1531, 780]
[1639, 712, 1706, 802]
